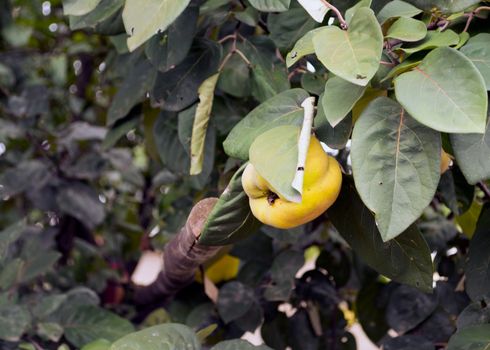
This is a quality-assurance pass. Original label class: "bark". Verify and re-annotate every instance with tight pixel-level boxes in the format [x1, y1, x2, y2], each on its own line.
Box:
[134, 197, 221, 304]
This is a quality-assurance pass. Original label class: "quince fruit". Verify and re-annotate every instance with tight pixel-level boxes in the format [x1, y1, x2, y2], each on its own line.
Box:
[242, 135, 342, 229]
[440, 149, 452, 174]
[196, 254, 240, 284]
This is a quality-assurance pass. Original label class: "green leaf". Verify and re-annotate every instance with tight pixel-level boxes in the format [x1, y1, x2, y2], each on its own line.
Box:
[190, 73, 219, 175]
[107, 59, 157, 126]
[377, 0, 422, 24]
[268, 7, 317, 51]
[249, 125, 301, 202]
[152, 39, 222, 112]
[61, 305, 134, 348]
[122, 0, 191, 52]
[395, 47, 488, 133]
[0, 221, 25, 258]
[223, 88, 309, 160]
[345, 0, 371, 24]
[450, 110, 490, 185]
[263, 250, 304, 301]
[37, 322, 64, 342]
[0, 304, 31, 341]
[400, 30, 459, 55]
[0, 258, 23, 290]
[465, 204, 490, 302]
[21, 251, 61, 283]
[63, 0, 102, 16]
[144, 5, 198, 73]
[0, 160, 51, 197]
[110, 324, 200, 350]
[248, 0, 290, 12]
[212, 339, 273, 350]
[386, 17, 427, 42]
[286, 27, 327, 68]
[403, 0, 480, 13]
[81, 339, 112, 350]
[321, 76, 366, 127]
[199, 164, 261, 246]
[313, 7, 383, 86]
[351, 97, 440, 241]
[328, 181, 433, 292]
[460, 33, 490, 90]
[447, 324, 490, 350]
[382, 56, 421, 81]
[69, 0, 124, 30]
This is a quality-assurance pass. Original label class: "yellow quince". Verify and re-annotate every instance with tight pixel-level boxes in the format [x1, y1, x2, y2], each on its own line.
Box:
[196, 254, 240, 284]
[242, 135, 342, 229]
[440, 149, 452, 174]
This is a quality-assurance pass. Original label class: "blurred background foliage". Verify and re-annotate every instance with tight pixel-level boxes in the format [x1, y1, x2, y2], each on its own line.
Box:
[0, 0, 488, 349]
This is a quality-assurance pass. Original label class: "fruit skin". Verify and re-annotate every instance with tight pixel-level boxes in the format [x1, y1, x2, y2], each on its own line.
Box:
[196, 254, 240, 284]
[440, 149, 452, 174]
[242, 135, 342, 229]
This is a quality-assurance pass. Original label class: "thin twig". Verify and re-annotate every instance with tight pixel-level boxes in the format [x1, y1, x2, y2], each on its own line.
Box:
[234, 48, 251, 66]
[319, 0, 348, 29]
[218, 34, 236, 44]
[477, 182, 490, 201]
[463, 6, 490, 32]
[380, 60, 395, 67]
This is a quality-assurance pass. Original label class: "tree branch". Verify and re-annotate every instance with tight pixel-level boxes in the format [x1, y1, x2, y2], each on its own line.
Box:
[134, 198, 221, 304]
[319, 0, 348, 29]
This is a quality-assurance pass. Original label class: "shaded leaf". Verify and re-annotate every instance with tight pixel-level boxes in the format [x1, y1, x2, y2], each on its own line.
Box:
[61, 305, 134, 347]
[268, 7, 317, 51]
[69, 0, 124, 30]
[264, 250, 304, 301]
[0, 221, 25, 258]
[223, 88, 309, 160]
[107, 59, 157, 125]
[313, 7, 383, 86]
[351, 97, 441, 241]
[199, 164, 261, 246]
[212, 340, 273, 350]
[0, 160, 51, 197]
[144, 5, 198, 72]
[465, 204, 490, 302]
[0, 304, 31, 342]
[217, 282, 255, 323]
[395, 47, 487, 133]
[328, 181, 433, 292]
[447, 324, 490, 350]
[403, 0, 480, 13]
[460, 33, 490, 90]
[152, 39, 222, 112]
[321, 76, 366, 127]
[451, 109, 490, 184]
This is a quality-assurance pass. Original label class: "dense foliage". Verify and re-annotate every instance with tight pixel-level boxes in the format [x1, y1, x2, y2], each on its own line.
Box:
[0, 0, 490, 349]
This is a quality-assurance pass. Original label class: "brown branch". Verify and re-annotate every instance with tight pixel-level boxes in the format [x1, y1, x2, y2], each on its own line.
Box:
[463, 6, 490, 32]
[319, 0, 348, 29]
[134, 198, 221, 304]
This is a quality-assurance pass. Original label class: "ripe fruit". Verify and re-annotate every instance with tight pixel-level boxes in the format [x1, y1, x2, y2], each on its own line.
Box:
[440, 149, 452, 174]
[196, 254, 240, 284]
[242, 135, 342, 229]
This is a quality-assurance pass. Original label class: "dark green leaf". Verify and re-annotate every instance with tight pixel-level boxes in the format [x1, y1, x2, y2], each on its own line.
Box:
[0, 221, 25, 258]
[0, 160, 51, 197]
[268, 7, 317, 51]
[249, 0, 290, 12]
[0, 304, 31, 342]
[107, 58, 157, 125]
[328, 181, 433, 292]
[144, 5, 198, 72]
[61, 305, 134, 347]
[356, 281, 390, 343]
[199, 164, 261, 246]
[217, 282, 256, 323]
[403, 0, 480, 13]
[451, 109, 490, 185]
[264, 250, 304, 301]
[465, 204, 490, 302]
[110, 323, 199, 350]
[69, 0, 124, 30]
[152, 39, 222, 112]
[400, 30, 459, 54]
[212, 339, 273, 350]
[457, 302, 490, 330]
